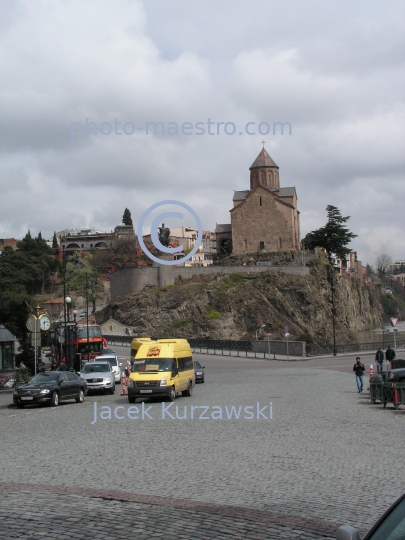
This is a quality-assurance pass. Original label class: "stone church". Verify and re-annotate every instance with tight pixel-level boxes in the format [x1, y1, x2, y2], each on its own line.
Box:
[216, 146, 300, 255]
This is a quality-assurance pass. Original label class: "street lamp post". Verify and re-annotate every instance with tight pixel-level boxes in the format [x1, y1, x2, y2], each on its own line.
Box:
[382, 327, 386, 349]
[72, 309, 79, 371]
[62, 246, 68, 366]
[285, 332, 290, 360]
[86, 272, 90, 360]
[65, 296, 71, 368]
[266, 333, 272, 359]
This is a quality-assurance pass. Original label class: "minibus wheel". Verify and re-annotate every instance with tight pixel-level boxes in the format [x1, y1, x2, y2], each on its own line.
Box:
[167, 386, 176, 402]
[183, 382, 192, 397]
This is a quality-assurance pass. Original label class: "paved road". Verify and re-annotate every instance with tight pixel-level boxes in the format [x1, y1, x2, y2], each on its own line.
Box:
[1, 351, 404, 539]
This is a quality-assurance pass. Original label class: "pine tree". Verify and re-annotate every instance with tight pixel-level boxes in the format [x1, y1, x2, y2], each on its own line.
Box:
[37, 231, 42, 241]
[122, 208, 133, 227]
[52, 231, 58, 249]
[302, 205, 357, 263]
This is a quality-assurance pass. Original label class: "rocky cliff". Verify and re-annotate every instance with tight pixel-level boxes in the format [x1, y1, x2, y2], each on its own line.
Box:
[97, 263, 382, 345]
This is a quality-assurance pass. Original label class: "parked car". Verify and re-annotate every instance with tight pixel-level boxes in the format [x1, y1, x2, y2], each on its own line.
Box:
[13, 372, 87, 408]
[336, 492, 405, 539]
[194, 360, 205, 383]
[95, 353, 122, 384]
[389, 368, 405, 383]
[79, 361, 115, 394]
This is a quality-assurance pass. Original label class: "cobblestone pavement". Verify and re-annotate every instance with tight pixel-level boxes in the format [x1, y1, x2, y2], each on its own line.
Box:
[1, 357, 404, 539]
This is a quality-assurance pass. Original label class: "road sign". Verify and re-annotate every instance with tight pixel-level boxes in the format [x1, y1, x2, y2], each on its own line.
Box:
[390, 317, 399, 327]
[285, 326, 289, 333]
[265, 333, 272, 336]
[285, 333, 290, 338]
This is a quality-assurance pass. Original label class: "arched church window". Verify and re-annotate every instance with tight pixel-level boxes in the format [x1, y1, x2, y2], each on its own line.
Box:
[259, 197, 262, 206]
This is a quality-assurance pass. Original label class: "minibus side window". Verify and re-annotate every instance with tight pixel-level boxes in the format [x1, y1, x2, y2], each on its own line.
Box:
[183, 356, 193, 370]
[178, 358, 185, 372]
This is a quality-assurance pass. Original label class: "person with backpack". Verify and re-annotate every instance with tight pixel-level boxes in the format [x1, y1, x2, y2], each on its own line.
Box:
[353, 357, 365, 393]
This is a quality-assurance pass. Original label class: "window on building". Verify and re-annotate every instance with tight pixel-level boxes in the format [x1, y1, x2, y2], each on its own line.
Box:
[259, 197, 262, 206]
[244, 239, 247, 250]
[279, 238, 283, 249]
[259, 241, 264, 250]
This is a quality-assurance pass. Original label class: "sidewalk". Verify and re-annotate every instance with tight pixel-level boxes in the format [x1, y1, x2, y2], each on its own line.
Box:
[0, 391, 15, 409]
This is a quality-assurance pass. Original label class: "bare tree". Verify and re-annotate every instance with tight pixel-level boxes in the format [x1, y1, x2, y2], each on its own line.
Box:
[376, 254, 393, 277]
[91, 235, 150, 273]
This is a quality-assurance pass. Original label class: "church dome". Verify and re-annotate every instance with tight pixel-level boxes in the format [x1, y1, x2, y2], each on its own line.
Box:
[250, 148, 279, 169]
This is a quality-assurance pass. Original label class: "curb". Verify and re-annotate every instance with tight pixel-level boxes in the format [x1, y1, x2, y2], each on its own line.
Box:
[0, 403, 16, 410]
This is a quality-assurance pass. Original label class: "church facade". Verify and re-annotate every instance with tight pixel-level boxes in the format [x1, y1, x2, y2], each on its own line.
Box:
[216, 147, 300, 255]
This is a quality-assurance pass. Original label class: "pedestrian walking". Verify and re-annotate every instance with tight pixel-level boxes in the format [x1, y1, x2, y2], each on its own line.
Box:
[385, 345, 396, 372]
[375, 348, 384, 373]
[353, 357, 365, 393]
[50, 360, 57, 371]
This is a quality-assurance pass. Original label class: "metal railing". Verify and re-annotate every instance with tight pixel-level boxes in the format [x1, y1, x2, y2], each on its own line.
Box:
[103, 335, 405, 358]
[308, 340, 405, 357]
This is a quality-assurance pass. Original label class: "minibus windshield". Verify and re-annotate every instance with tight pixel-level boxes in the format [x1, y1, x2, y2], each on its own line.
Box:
[132, 358, 174, 372]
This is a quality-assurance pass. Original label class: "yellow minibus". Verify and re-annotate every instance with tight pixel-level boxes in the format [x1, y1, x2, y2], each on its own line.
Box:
[128, 339, 195, 403]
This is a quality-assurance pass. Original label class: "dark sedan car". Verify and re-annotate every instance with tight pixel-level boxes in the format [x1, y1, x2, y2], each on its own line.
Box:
[13, 372, 87, 408]
[194, 360, 205, 383]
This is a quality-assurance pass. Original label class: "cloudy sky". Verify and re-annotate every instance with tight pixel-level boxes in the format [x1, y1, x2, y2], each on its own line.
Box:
[0, 0, 404, 266]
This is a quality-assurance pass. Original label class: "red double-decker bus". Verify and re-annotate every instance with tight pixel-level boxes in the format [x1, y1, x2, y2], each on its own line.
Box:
[76, 324, 106, 360]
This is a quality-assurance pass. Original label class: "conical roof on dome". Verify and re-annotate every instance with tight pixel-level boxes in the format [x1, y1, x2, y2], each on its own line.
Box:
[250, 148, 278, 169]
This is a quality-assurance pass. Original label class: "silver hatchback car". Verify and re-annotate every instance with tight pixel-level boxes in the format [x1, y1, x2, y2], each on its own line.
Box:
[79, 361, 115, 394]
[95, 353, 122, 384]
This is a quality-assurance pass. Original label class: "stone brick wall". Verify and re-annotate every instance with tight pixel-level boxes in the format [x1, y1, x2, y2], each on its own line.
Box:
[110, 267, 159, 299]
[231, 188, 295, 253]
[110, 264, 309, 301]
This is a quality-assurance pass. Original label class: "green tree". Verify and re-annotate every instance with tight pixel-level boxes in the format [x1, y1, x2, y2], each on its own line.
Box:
[52, 231, 58, 249]
[0, 232, 60, 362]
[0, 233, 59, 296]
[91, 235, 148, 272]
[122, 208, 133, 227]
[302, 205, 357, 263]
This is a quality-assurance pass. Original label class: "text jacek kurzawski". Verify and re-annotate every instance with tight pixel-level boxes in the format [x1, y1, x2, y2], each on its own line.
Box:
[91, 402, 273, 424]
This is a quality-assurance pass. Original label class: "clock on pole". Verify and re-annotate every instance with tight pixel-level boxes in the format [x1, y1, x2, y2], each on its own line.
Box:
[39, 314, 51, 331]
[26, 314, 37, 332]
